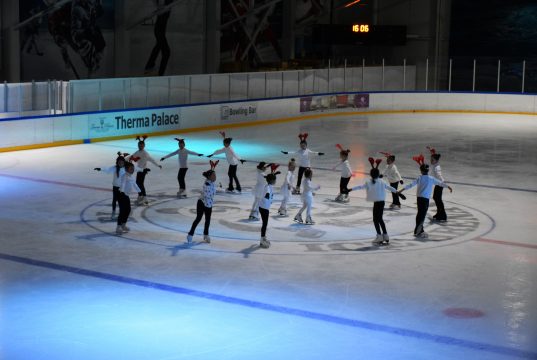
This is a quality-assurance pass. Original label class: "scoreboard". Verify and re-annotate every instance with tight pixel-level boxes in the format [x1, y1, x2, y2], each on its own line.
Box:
[312, 24, 407, 46]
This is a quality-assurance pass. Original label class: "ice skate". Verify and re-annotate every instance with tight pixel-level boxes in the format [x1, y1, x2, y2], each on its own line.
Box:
[335, 194, 344, 202]
[143, 197, 149, 205]
[136, 195, 144, 205]
[382, 234, 390, 242]
[226, 188, 235, 194]
[115, 225, 123, 235]
[293, 214, 303, 223]
[415, 231, 429, 239]
[177, 189, 187, 198]
[203, 235, 211, 243]
[393, 204, 401, 210]
[305, 216, 315, 225]
[389, 203, 396, 209]
[260, 237, 271, 249]
[372, 234, 384, 245]
[278, 208, 287, 216]
[186, 234, 193, 244]
[292, 189, 300, 195]
[342, 195, 350, 203]
[110, 210, 116, 220]
[121, 224, 130, 232]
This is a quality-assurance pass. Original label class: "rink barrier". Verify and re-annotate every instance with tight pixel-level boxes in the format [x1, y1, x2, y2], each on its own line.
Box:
[2, 91, 537, 152]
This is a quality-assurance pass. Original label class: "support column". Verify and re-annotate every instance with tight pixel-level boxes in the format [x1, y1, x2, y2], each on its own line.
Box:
[1, 0, 20, 82]
[205, 0, 221, 73]
[282, 0, 295, 61]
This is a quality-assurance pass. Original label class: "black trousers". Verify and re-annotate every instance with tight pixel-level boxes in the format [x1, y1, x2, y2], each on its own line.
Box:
[373, 201, 387, 234]
[296, 166, 307, 189]
[144, 9, 171, 76]
[136, 171, 147, 196]
[415, 197, 430, 235]
[433, 186, 446, 220]
[227, 165, 241, 191]
[390, 182, 401, 205]
[189, 199, 212, 236]
[112, 186, 120, 212]
[259, 207, 269, 237]
[340, 177, 351, 194]
[178, 168, 188, 190]
[117, 193, 131, 225]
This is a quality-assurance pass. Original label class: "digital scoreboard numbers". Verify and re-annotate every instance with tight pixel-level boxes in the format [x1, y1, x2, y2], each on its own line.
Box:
[313, 24, 406, 46]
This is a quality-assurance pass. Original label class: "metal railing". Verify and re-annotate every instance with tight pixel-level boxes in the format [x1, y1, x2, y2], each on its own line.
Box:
[1, 57, 535, 119]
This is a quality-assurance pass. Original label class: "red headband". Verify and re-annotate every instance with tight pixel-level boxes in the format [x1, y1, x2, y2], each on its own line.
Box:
[368, 157, 382, 168]
[210, 160, 219, 170]
[298, 133, 309, 142]
[219, 131, 226, 138]
[412, 154, 425, 166]
[426, 146, 436, 155]
[136, 135, 148, 142]
[379, 151, 393, 158]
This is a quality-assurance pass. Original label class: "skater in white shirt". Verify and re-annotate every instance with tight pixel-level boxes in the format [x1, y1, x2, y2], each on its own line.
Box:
[249, 162, 272, 220]
[160, 138, 203, 198]
[259, 171, 278, 249]
[428, 146, 448, 221]
[94, 152, 128, 220]
[345, 157, 397, 245]
[398, 154, 453, 238]
[278, 158, 296, 216]
[332, 144, 353, 203]
[128, 136, 162, 205]
[187, 161, 219, 244]
[294, 168, 321, 225]
[116, 162, 141, 235]
[207, 132, 245, 193]
[380, 151, 404, 209]
[281, 133, 324, 194]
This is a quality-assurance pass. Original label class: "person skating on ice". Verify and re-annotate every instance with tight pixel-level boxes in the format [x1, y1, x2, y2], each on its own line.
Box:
[127, 135, 162, 205]
[259, 164, 280, 248]
[380, 151, 404, 209]
[428, 146, 448, 222]
[398, 154, 452, 238]
[187, 161, 219, 244]
[281, 133, 324, 194]
[160, 138, 203, 198]
[332, 144, 353, 203]
[294, 168, 321, 225]
[345, 157, 398, 245]
[249, 161, 271, 220]
[94, 152, 128, 220]
[207, 131, 245, 193]
[116, 161, 141, 235]
[278, 158, 296, 216]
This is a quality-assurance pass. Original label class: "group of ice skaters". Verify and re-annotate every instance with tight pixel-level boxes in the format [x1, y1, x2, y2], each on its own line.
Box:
[95, 132, 453, 249]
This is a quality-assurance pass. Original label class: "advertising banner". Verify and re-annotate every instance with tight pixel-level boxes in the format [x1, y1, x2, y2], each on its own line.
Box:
[220, 103, 258, 123]
[299, 94, 369, 113]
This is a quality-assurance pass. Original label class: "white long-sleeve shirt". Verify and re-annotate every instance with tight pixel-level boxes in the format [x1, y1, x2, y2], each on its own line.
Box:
[301, 178, 320, 199]
[119, 172, 141, 195]
[280, 169, 295, 194]
[212, 146, 241, 165]
[129, 149, 159, 169]
[162, 148, 199, 168]
[259, 184, 274, 210]
[402, 175, 447, 199]
[100, 165, 125, 187]
[351, 179, 396, 202]
[199, 180, 217, 208]
[334, 160, 352, 178]
[288, 148, 319, 167]
[431, 164, 445, 182]
[254, 169, 267, 198]
[382, 163, 402, 184]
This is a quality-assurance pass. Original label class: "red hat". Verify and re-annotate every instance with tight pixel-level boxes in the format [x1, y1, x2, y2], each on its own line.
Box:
[412, 154, 426, 166]
[298, 133, 309, 143]
[368, 157, 382, 168]
[210, 160, 219, 170]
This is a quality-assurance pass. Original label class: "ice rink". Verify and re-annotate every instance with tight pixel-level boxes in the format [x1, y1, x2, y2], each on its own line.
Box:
[1, 112, 536, 359]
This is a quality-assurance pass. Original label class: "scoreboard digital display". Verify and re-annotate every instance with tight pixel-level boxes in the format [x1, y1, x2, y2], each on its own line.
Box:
[312, 24, 407, 46]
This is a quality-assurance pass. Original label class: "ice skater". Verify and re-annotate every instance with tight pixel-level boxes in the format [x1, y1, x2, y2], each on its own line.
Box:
[259, 165, 280, 248]
[332, 144, 353, 203]
[160, 138, 203, 198]
[345, 157, 398, 245]
[278, 158, 296, 216]
[281, 133, 324, 194]
[294, 168, 321, 225]
[249, 162, 271, 220]
[207, 131, 245, 193]
[116, 162, 141, 235]
[128, 135, 162, 205]
[380, 151, 404, 209]
[187, 161, 219, 244]
[94, 152, 128, 220]
[398, 154, 452, 238]
[428, 146, 449, 221]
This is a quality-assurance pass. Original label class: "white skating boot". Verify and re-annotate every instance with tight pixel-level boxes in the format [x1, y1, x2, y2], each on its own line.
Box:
[278, 208, 287, 216]
[121, 224, 130, 232]
[203, 235, 211, 243]
[136, 195, 144, 205]
[186, 234, 193, 244]
[372, 234, 384, 245]
[110, 210, 116, 220]
[143, 196, 149, 205]
[335, 194, 344, 202]
[415, 232, 429, 239]
[177, 189, 187, 198]
[382, 234, 390, 243]
[342, 194, 350, 203]
[260, 236, 271, 249]
[292, 189, 300, 195]
[115, 225, 123, 235]
[305, 216, 315, 225]
[293, 214, 303, 223]
[249, 210, 259, 221]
